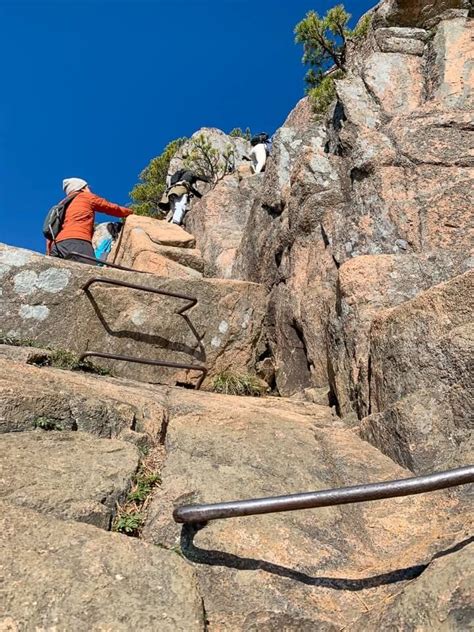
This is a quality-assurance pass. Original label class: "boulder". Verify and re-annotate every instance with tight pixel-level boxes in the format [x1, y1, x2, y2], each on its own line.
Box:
[143, 391, 470, 630]
[373, 0, 471, 28]
[0, 502, 203, 631]
[168, 127, 251, 177]
[360, 270, 474, 472]
[117, 215, 196, 250]
[186, 173, 263, 278]
[327, 252, 472, 417]
[353, 542, 474, 630]
[0, 243, 267, 388]
[0, 431, 139, 528]
[110, 215, 203, 278]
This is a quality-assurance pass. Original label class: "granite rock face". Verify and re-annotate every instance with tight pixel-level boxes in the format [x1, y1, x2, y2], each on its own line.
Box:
[0, 243, 267, 388]
[360, 270, 474, 472]
[373, 0, 472, 28]
[186, 173, 263, 278]
[0, 502, 204, 632]
[352, 542, 474, 630]
[327, 252, 472, 418]
[0, 431, 139, 528]
[233, 8, 474, 418]
[143, 386, 471, 630]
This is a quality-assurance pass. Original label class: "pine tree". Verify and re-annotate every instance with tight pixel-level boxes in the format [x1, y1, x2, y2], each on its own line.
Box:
[295, 4, 371, 114]
[129, 137, 187, 217]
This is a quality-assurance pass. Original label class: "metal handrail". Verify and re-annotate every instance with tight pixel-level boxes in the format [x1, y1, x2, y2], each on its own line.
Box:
[67, 252, 145, 273]
[79, 350, 207, 389]
[173, 465, 474, 524]
[66, 252, 207, 389]
[82, 276, 197, 316]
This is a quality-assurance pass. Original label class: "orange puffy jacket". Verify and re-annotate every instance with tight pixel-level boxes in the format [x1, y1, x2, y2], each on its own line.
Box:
[47, 190, 132, 252]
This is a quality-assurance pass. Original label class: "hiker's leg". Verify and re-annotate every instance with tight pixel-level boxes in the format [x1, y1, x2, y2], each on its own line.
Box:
[254, 144, 267, 174]
[172, 194, 189, 225]
[50, 239, 98, 265]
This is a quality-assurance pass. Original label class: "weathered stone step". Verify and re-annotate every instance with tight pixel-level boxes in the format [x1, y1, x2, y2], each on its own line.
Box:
[0, 501, 204, 631]
[0, 431, 139, 529]
[111, 215, 206, 278]
[142, 389, 472, 630]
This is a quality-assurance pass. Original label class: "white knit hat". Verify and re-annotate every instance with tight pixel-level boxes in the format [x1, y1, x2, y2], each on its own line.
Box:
[63, 177, 88, 196]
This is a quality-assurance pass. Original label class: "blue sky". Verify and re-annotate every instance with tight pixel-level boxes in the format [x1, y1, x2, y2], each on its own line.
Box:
[0, 0, 373, 253]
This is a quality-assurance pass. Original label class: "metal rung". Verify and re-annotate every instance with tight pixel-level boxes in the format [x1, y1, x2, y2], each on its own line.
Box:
[173, 465, 474, 524]
[67, 253, 207, 389]
[79, 351, 207, 389]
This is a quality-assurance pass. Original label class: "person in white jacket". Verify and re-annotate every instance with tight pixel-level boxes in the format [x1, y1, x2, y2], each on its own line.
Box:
[249, 133, 271, 174]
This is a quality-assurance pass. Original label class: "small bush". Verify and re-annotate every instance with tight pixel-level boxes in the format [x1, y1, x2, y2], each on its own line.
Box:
[46, 350, 111, 375]
[229, 127, 252, 141]
[114, 462, 161, 538]
[127, 473, 161, 503]
[309, 70, 344, 115]
[0, 335, 40, 348]
[130, 137, 187, 218]
[33, 417, 63, 431]
[113, 511, 144, 536]
[184, 133, 236, 184]
[0, 335, 110, 376]
[211, 371, 266, 397]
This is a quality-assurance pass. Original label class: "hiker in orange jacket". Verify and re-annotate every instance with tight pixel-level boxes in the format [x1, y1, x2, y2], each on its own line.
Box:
[47, 178, 133, 263]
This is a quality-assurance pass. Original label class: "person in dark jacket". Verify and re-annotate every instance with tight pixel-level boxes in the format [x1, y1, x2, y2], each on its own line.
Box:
[159, 170, 210, 226]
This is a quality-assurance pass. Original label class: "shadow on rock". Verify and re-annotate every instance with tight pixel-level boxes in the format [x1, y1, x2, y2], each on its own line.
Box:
[85, 288, 206, 362]
[180, 524, 473, 591]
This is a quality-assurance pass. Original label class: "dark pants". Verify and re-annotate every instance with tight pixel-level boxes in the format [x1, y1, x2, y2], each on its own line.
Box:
[49, 239, 98, 265]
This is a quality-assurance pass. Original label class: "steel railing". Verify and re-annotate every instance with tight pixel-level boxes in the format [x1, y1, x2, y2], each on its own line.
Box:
[173, 465, 474, 524]
[67, 252, 207, 389]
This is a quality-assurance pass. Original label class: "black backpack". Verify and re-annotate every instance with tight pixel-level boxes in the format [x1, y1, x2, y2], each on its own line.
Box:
[42, 193, 78, 241]
[170, 169, 192, 186]
[250, 133, 269, 147]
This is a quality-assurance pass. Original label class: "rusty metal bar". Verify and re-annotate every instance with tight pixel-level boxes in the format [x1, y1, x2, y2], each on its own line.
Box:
[67, 253, 206, 388]
[79, 351, 207, 389]
[66, 252, 143, 273]
[82, 277, 197, 316]
[173, 465, 474, 524]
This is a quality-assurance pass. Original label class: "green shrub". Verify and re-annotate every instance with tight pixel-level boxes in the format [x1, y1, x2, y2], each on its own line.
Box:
[130, 137, 187, 217]
[309, 70, 344, 115]
[210, 371, 266, 397]
[113, 512, 144, 535]
[0, 335, 110, 376]
[127, 473, 161, 503]
[46, 350, 110, 375]
[229, 127, 252, 141]
[0, 335, 40, 348]
[33, 417, 63, 431]
[184, 133, 236, 185]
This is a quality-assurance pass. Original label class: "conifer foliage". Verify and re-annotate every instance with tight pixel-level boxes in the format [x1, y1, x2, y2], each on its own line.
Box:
[295, 4, 371, 114]
[130, 137, 187, 217]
